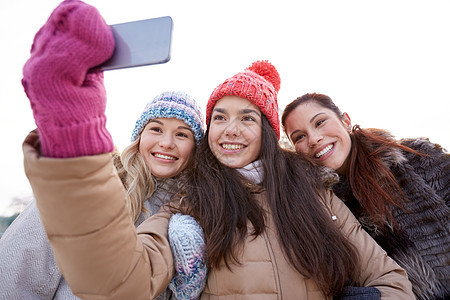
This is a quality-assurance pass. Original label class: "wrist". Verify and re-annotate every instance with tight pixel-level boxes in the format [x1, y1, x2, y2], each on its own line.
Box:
[37, 115, 114, 158]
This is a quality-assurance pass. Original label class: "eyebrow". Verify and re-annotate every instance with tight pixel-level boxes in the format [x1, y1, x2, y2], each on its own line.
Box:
[242, 108, 261, 117]
[148, 119, 193, 132]
[289, 130, 299, 141]
[213, 107, 261, 117]
[148, 119, 163, 125]
[310, 112, 326, 123]
[178, 125, 193, 132]
[288, 112, 326, 141]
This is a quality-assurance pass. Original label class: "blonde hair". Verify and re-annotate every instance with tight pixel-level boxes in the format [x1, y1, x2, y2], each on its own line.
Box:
[112, 139, 155, 223]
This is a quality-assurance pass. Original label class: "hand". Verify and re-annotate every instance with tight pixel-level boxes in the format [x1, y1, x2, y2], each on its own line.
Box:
[168, 213, 207, 299]
[22, 0, 115, 158]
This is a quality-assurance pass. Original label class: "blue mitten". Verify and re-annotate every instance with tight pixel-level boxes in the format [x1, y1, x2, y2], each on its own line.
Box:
[168, 213, 207, 300]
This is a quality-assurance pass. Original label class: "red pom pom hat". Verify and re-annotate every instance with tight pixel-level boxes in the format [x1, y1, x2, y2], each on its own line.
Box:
[205, 60, 281, 139]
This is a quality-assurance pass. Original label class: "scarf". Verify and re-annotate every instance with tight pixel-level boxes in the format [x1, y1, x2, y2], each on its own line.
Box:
[236, 160, 264, 185]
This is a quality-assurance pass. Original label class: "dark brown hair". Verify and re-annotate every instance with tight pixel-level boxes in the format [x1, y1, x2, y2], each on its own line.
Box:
[179, 115, 359, 297]
[281, 93, 421, 228]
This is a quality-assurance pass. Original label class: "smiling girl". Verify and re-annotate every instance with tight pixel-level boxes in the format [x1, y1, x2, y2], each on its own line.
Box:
[173, 61, 412, 299]
[0, 91, 207, 300]
[282, 92, 450, 300]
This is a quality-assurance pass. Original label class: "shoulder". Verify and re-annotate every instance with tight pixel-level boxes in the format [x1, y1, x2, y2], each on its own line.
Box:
[0, 200, 47, 246]
[0, 200, 64, 299]
[326, 193, 359, 227]
[358, 128, 408, 167]
[399, 137, 449, 169]
[317, 166, 339, 189]
[362, 130, 449, 169]
[400, 137, 448, 156]
[399, 138, 449, 201]
[0, 199, 57, 260]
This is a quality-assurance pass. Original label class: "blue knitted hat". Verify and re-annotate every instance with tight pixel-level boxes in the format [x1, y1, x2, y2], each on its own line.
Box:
[131, 91, 204, 144]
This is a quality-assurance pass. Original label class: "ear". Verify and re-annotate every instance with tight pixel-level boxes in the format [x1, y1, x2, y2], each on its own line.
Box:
[341, 112, 352, 132]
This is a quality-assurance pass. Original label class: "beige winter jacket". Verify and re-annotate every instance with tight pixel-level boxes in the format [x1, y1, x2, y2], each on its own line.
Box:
[23, 134, 414, 299]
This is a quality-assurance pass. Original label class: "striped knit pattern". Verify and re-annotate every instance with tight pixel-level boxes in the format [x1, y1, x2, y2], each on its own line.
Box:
[131, 91, 204, 144]
[168, 213, 207, 299]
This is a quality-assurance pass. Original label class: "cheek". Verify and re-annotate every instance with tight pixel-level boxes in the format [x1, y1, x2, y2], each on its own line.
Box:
[207, 132, 213, 145]
[250, 135, 262, 158]
[294, 143, 309, 156]
[246, 124, 262, 142]
[139, 134, 156, 151]
[207, 126, 220, 147]
[341, 134, 352, 156]
[138, 138, 146, 155]
[179, 143, 195, 162]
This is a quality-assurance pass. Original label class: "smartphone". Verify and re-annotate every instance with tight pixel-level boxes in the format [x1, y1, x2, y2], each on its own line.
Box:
[100, 16, 173, 71]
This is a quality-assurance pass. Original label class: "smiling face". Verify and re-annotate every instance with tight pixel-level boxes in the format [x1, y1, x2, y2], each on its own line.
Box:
[208, 96, 262, 169]
[284, 101, 352, 174]
[139, 117, 195, 178]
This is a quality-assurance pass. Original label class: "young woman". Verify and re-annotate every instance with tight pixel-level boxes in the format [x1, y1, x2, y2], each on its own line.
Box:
[282, 92, 450, 300]
[0, 91, 207, 300]
[19, 1, 414, 298]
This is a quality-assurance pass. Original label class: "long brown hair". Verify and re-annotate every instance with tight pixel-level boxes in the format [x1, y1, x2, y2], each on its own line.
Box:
[180, 115, 358, 297]
[281, 93, 421, 228]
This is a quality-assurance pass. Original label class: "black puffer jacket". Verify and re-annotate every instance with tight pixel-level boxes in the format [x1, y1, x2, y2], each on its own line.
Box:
[333, 135, 450, 300]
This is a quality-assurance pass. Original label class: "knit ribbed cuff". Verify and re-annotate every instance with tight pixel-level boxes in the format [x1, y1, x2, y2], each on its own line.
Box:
[37, 114, 114, 158]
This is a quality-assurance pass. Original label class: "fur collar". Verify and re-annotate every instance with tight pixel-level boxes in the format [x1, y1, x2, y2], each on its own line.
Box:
[362, 129, 407, 169]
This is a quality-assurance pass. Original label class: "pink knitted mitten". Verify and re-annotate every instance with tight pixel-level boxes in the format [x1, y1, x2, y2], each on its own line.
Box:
[22, 0, 115, 158]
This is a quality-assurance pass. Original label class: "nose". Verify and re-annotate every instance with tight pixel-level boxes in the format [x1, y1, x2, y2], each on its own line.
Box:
[158, 134, 175, 149]
[308, 131, 323, 148]
[224, 119, 241, 137]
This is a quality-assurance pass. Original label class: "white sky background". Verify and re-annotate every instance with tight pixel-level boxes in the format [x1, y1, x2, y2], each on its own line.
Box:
[0, 0, 449, 216]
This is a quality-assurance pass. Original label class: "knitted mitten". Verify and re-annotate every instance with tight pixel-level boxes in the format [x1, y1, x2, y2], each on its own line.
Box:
[22, 0, 115, 158]
[168, 213, 207, 300]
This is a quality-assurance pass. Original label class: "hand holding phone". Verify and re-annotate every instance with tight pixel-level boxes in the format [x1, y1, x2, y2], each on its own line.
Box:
[101, 16, 173, 71]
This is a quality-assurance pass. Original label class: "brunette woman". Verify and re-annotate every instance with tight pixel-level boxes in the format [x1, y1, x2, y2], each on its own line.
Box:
[282, 92, 449, 300]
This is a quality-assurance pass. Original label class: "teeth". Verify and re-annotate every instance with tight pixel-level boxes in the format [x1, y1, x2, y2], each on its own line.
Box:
[315, 144, 333, 158]
[222, 144, 244, 150]
[154, 153, 176, 160]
